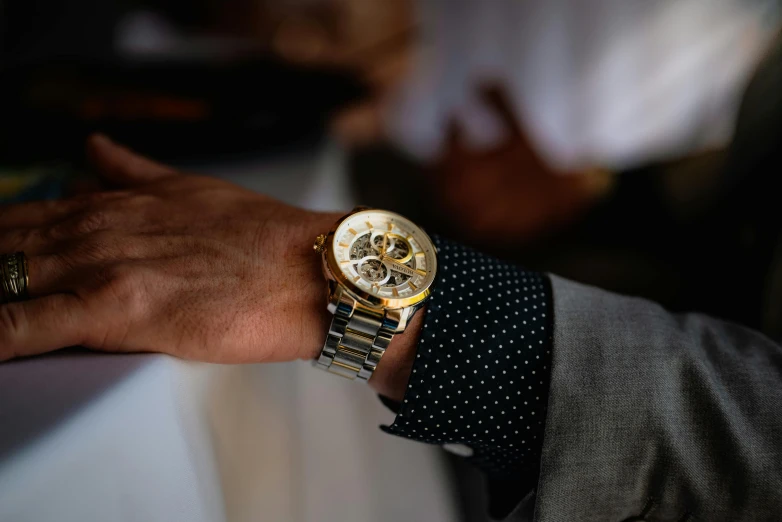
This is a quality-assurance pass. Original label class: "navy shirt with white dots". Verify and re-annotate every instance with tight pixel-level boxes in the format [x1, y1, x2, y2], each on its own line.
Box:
[382, 236, 553, 478]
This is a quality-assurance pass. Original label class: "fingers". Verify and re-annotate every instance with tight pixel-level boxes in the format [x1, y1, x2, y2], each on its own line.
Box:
[0, 211, 109, 256]
[0, 199, 82, 230]
[0, 191, 134, 235]
[0, 227, 50, 257]
[25, 254, 81, 298]
[0, 294, 92, 361]
[87, 134, 178, 187]
[0, 252, 94, 300]
[479, 84, 523, 138]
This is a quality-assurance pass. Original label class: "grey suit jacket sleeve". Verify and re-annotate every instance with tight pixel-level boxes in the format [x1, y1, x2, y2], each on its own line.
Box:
[511, 275, 782, 522]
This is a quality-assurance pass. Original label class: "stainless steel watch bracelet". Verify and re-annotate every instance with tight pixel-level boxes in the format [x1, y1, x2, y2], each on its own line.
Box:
[315, 292, 399, 381]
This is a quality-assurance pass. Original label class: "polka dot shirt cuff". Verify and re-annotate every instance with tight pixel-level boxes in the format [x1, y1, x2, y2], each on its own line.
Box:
[381, 236, 553, 477]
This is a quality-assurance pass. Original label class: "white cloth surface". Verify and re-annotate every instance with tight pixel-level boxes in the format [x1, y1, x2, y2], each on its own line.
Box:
[386, 0, 781, 170]
[0, 141, 458, 522]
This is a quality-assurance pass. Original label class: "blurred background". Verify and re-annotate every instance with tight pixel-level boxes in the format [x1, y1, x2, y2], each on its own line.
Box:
[2, 0, 782, 520]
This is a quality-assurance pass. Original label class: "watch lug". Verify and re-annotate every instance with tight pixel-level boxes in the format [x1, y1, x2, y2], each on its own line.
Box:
[386, 307, 403, 324]
[394, 301, 428, 332]
[328, 284, 361, 317]
[391, 307, 412, 333]
[326, 281, 341, 314]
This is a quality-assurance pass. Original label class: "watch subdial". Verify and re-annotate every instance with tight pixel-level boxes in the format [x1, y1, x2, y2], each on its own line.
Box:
[350, 233, 374, 261]
[370, 231, 413, 264]
[385, 237, 412, 264]
[370, 231, 392, 254]
[356, 256, 391, 285]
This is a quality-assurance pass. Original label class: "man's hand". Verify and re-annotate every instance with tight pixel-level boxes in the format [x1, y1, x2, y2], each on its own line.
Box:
[435, 86, 611, 246]
[0, 135, 340, 364]
[0, 135, 422, 400]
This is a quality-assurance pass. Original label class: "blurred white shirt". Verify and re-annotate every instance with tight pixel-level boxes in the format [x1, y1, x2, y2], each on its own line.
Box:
[385, 0, 781, 171]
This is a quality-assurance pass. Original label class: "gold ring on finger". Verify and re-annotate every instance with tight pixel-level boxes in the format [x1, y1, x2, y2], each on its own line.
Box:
[0, 252, 29, 303]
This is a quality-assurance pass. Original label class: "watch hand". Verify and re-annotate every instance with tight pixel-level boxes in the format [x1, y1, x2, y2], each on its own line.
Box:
[381, 233, 389, 257]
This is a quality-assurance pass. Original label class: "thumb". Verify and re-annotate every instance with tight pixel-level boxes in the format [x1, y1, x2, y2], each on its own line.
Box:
[86, 134, 178, 187]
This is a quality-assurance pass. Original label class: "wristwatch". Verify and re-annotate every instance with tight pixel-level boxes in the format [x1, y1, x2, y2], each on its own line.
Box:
[312, 208, 438, 381]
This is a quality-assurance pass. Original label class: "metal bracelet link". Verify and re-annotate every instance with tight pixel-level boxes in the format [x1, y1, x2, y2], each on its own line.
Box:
[315, 293, 399, 382]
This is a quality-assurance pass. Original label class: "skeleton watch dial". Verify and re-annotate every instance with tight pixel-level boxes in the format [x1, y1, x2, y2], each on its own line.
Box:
[329, 210, 437, 303]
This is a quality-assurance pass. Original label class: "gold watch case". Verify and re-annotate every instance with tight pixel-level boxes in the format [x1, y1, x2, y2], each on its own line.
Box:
[315, 208, 438, 311]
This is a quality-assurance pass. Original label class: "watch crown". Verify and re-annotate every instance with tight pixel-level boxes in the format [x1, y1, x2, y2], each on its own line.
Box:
[313, 234, 327, 253]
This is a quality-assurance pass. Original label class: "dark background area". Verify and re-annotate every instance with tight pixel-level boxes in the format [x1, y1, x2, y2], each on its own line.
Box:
[0, 0, 367, 164]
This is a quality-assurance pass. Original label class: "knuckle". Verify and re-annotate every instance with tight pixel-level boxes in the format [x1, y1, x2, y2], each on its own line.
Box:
[49, 210, 111, 239]
[71, 210, 111, 236]
[94, 263, 128, 286]
[94, 264, 146, 312]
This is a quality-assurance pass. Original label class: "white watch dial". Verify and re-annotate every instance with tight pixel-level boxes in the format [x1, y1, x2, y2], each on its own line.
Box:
[332, 210, 437, 301]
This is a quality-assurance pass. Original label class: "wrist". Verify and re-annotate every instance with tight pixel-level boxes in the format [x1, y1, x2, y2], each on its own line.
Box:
[285, 210, 342, 361]
[369, 310, 423, 401]
[288, 208, 424, 399]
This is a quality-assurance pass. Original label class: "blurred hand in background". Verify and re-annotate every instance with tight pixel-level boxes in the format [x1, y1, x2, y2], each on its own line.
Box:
[433, 86, 612, 246]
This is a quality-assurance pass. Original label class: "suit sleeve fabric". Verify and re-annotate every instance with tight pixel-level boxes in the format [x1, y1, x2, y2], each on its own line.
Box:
[527, 276, 782, 522]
